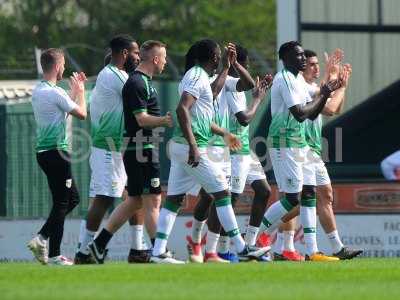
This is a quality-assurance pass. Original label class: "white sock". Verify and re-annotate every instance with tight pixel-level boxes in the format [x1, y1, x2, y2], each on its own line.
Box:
[38, 234, 47, 243]
[265, 219, 283, 234]
[79, 229, 96, 255]
[300, 204, 318, 256]
[205, 231, 220, 253]
[217, 236, 230, 254]
[244, 225, 259, 246]
[273, 232, 284, 254]
[215, 199, 245, 253]
[130, 225, 144, 250]
[259, 198, 292, 233]
[283, 230, 295, 252]
[192, 219, 206, 244]
[152, 207, 178, 256]
[327, 230, 344, 253]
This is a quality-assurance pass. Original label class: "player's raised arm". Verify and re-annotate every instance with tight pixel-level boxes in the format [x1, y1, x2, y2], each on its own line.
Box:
[235, 74, 273, 126]
[289, 79, 341, 122]
[210, 43, 236, 99]
[230, 47, 255, 92]
[322, 63, 352, 116]
[69, 72, 87, 120]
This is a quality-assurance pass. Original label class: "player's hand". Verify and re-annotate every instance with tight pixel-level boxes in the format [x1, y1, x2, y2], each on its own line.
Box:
[221, 43, 236, 70]
[252, 74, 273, 100]
[223, 132, 242, 151]
[323, 48, 344, 83]
[188, 144, 200, 167]
[163, 111, 173, 127]
[340, 63, 352, 88]
[71, 72, 85, 93]
[320, 79, 342, 97]
[77, 72, 87, 82]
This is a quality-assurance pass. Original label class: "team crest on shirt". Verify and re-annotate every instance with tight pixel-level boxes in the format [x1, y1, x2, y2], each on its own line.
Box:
[287, 178, 295, 188]
[232, 176, 240, 189]
[151, 178, 160, 188]
[66, 179, 72, 188]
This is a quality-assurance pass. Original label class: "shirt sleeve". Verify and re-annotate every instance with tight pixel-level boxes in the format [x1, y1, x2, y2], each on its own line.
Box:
[224, 77, 240, 92]
[279, 74, 303, 108]
[307, 83, 319, 99]
[124, 78, 148, 114]
[227, 91, 247, 115]
[56, 88, 78, 113]
[181, 69, 204, 99]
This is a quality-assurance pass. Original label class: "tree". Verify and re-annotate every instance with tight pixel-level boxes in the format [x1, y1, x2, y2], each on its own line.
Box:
[0, 0, 276, 79]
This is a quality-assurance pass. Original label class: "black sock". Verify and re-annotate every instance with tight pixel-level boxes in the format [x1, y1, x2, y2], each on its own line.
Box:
[94, 229, 113, 252]
[150, 238, 155, 247]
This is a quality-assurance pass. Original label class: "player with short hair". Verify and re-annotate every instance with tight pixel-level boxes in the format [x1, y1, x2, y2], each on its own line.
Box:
[74, 34, 141, 264]
[274, 49, 362, 260]
[89, 40, 172, 264]
[28, 48, 87, 265]
[301, 49, 362, 259]
[151, 39, 269, 264]
[187, 45, 273, 263]
[259, 41, 343, 261]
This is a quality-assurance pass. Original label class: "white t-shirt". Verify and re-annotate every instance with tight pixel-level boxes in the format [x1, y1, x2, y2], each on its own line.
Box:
[211, 75, 240, 147]
[173, 65, 214, 148]
[226, 85, 250, 154]
[90, 64, 128, 151]
[31, 81, 77, 151]
[268, 69, 312, 148]
[304, 80, 323, 155]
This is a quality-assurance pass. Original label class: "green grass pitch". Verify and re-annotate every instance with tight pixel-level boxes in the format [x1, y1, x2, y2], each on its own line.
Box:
[1, 258, 399, 300]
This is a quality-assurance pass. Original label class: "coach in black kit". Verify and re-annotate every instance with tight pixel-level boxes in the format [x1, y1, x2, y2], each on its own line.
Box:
[88, 40, 172, 263]
[123, 60, 162, 196]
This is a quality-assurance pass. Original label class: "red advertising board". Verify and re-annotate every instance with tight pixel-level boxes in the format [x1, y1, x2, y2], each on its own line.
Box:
[161, 182, 400, 214]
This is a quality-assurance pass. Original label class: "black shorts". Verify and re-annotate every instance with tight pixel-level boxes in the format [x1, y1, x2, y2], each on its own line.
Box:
[36, 150, 80, 208]
[123, 148, 161, 197]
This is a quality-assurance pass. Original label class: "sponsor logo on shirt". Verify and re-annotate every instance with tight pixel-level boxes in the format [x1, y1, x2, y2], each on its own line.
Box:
[66, 179, 72, 188]
[151, 178, 160, 188]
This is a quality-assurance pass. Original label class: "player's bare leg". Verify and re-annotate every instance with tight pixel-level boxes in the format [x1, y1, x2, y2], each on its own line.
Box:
[317, 184, 363, 259]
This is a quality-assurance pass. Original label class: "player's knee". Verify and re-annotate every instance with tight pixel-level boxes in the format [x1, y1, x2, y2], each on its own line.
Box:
[199, 188, 213, 203]
[231, 193, 240, 207]
[302, 185, 316, 199]
[252, 180, 271, 201]
[212, 189, 230, 200]
[165, 195, 184, 207]
[318, 185, 333, 206]
[96, 195, 114, 209]
[286, 193, 300, 207]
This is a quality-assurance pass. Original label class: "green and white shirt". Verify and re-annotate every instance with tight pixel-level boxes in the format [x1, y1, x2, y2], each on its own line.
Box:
[90, 64, 128, 151]
[32, 81, 78, 152]
[173, 65, 214, 148]
[210, 75, 240, 147]
[227, 88, 250, 155]
[268, 69, 311, 148]
[304, 81, 323, 156]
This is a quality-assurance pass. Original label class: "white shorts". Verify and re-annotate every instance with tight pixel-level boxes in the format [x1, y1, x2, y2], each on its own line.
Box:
[167, 141, 229, 196]
[89, 147, 127, 198]
[303, 149, 331, 186]
[268, 147, 309, 193]
[231, 152, 266, 194]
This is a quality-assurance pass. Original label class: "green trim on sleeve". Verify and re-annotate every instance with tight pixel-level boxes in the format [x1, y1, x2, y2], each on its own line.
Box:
[107, 65, 127, 84]
[132, 108, 147, 114]
[141, 75, 150, 101]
